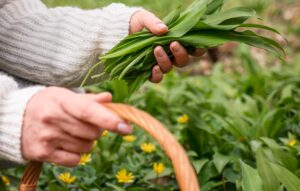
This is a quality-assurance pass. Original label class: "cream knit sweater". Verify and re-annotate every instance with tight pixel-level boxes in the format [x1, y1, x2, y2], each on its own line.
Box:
[0, 0, 140, 164]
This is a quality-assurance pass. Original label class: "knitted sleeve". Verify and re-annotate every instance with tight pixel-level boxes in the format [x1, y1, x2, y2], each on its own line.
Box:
[0, 0, 141, 87]
[0, 72, 44, 164]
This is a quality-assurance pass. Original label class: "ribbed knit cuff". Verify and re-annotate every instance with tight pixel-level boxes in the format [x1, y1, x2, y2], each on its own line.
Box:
[0, 86, 44, 164]
[98, 3, 143, 53]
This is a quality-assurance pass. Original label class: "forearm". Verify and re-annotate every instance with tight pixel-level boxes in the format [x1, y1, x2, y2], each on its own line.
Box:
[0, 0, 140, 87]
[0, 72, 44, 164]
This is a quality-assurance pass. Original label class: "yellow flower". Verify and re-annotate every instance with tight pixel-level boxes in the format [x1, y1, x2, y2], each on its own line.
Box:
[78, 153, 92, 165]
[102, 130, 108, 137]
[123, 135, 136, 142]
[116, 169, 135, 183]
[153, 163, 165, 176]
[58, 172, 76, 184]
[288, 139, 297, 147]
[140, 143, 156, 153]
[177, 114, 189, 124]
[1, 176, 10, 186]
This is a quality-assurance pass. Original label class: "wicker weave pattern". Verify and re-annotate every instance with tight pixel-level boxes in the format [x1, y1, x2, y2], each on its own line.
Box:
[19, 103, 200, 191]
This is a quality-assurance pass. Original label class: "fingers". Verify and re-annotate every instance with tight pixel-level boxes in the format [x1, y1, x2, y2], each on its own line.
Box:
[191, 48, 207, 57]
[60, 93, 132, 135]
[170, 41, 189, 68]
[150, 65, 164, 83]
[152, 42, 206, 79]
[57, 113, 103, 141]
[154, 46, 173, 73]
[131, 10, 168, 35]
[52, 150, 81, 167]
[56, 134, 94, 154]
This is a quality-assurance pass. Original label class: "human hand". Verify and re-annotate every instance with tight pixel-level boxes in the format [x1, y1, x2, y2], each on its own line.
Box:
[22, 87, 131, 167]
[130, 10, 206, 83]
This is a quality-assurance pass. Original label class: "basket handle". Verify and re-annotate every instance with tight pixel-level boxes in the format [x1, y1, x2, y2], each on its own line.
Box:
[19, 103, 200, 191]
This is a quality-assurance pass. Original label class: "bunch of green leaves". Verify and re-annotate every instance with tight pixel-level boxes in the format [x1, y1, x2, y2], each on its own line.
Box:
[82, 0, 284, 95]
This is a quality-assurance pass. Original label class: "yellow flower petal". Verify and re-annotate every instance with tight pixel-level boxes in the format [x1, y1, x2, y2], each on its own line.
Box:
[1, 176, 10, 186]
[58, 172, 76, 184]
[123, 135, 136, 142]
[177, 114, 189, 124]
[116, 169, 135, 183]
[153, 163, 165, 175]
[140, 143, 156, 153]
[78, 153, 92, 165]
[102, 130, 108, 137]
[288, 139, 297, 147]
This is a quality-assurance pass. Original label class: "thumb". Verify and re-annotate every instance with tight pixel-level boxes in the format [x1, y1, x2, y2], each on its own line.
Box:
[130, 10, 168, 35]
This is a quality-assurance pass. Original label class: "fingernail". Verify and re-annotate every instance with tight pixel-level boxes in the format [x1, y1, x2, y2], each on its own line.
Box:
[156, 23, 168, 30]
[172, 46, 180, 52]
[117, 122, 132, 134]
[157, 49, 164, 57]
[171, 42, 180, 52]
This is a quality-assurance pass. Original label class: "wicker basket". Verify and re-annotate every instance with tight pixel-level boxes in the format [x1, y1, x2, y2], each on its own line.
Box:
[19, 103, 200, 191]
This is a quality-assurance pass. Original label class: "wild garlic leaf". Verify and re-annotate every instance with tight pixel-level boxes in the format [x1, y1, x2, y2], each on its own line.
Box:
[204, 7, 257, 25]
[205, 0, 224, 15]
[168, 0, 208, 37]
[240, 161, 263, 191]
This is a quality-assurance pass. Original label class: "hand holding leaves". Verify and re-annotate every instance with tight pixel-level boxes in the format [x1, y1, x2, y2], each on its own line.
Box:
[130, 10, 206, 83]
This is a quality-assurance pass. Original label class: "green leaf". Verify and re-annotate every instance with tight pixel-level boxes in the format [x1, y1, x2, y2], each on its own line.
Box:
[110, 80, 129, 103]
[48, 183, 64, 191]
[256, 149, 281, 191]
[105, 183, 126, 191]
[168, 0, 208, 37]
[203, 7, 257, 25]
[213, 152, 231, 174]
[270, 163, 300, 191]
[193, 21, 240, 30]
[240, 23, 283, 36]
[205, 0, 224, 14]
[240, 160, 263, 191]
[192, 159, 209, 174]
[258, 109, 285, 138]
[163, 5, 181, 26]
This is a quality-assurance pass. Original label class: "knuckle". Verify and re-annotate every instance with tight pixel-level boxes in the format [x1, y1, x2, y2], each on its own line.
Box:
[79, 102, 94, 121]
[40, 109, 56, 123]
[84, 126, 100, 140]
[86, 131, 99, 140]
[39, 129, 57, 142]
